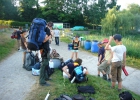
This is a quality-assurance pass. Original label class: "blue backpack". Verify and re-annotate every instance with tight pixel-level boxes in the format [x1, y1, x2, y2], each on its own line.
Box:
[27, 18, 47, 51]
[73, 66, 86, 83]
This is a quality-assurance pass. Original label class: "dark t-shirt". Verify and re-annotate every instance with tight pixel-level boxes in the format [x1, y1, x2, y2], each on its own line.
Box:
[73, 40, 79, 50]
[67, 63, 75, 75]
[98, 47, 105, 63]
[17, 30, 21, 40]
[42, 27, 51, 52]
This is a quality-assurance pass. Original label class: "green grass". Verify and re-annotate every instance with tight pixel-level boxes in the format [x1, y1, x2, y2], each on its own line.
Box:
[0, 29, 16, 61]
[26, 69, 140, 100]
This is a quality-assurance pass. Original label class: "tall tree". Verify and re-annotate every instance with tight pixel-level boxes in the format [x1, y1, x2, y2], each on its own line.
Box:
[18, 0, 39, 22]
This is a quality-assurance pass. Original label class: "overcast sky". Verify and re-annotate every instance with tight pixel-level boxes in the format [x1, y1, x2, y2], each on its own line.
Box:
[39, 0, 140, 10]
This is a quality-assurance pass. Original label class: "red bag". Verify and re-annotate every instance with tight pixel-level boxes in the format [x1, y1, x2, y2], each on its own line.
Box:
[11, 35, 14, 39]
[122, 67, 128, 76]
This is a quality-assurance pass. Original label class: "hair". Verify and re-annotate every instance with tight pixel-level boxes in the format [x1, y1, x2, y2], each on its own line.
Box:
[74, 58, 82, 65]
[47, 22, 53, 27]
[113, 34, 122, 41]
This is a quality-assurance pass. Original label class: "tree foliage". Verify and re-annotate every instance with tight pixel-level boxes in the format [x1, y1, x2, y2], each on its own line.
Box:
[101, 4, 140, 36]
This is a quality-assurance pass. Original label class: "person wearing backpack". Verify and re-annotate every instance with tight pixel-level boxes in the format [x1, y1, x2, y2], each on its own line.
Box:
[16, 27, 22, 51]
[71, 35, 80, 60]
[39, 22, 53, 86]
[106, 34, 126, 92]
[20, 30, 28, 68]
[62, 58, 88, 81]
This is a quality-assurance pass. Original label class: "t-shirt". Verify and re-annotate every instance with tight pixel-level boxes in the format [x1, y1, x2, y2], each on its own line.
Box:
[73, 40, 79, 50]
[21, 37, 26, 50]
[98, 47, 105, 63]
[105, 45, 111, 61]
[42, 27, 51, 51]
[54, 29, 60, 37]
[111, 45, 126, 62]
[67, 63, 76, 75]
[17, 30, 22, 40]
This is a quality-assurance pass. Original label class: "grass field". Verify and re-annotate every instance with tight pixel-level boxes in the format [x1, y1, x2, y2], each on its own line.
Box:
[0, 29, 16, 62]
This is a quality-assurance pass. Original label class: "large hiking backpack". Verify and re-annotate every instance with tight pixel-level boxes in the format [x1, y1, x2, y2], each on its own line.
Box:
[119, 91, 135, 100]
[27, 18, 47, 50]
[72, 66, 87, 83]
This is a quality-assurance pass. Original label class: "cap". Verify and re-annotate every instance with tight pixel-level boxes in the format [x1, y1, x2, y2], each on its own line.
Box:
[102, 38, 109, 43]
[98, 42, 102, 45]
[113, 34, 122, 41]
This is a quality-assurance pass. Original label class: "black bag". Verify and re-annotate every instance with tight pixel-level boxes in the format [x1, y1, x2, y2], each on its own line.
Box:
[119, 91, 135, 100]
[54, 94, 72, 100]
[24, 52, 36, 71]
[77, 85, 95, 94]
[46, 64, 54, 77]
[72, 94, 86, 100]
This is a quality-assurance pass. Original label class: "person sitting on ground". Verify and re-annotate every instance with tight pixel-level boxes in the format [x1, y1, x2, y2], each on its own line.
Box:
[50, 49, 64, 62]
[97, 42, 105, 77]
[98, 39, 112, 81]
[62, 58, 88, 80]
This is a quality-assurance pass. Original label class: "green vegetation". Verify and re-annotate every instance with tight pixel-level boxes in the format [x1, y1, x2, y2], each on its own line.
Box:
[0, 30, 16, 61]
[26, 69, 140, 100]
[60, 29, 140, 69]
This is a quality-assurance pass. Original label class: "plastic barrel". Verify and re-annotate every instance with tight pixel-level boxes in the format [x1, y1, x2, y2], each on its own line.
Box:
[50, 58, 61, 68]
[91, 40, 99, 53]
[68, 43, 73, 50]
[84, 40, 91, 50]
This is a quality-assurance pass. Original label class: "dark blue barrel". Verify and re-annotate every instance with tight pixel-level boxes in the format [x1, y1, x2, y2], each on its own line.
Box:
[91, 40, 99, 53]
[84, 40, 91, 50]
[68, 43, 73, 50]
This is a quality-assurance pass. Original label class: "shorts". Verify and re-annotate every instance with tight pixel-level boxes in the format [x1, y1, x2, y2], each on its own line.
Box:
[72, 50, 79, 52]
[98, 60, 111, 74]
[111, 61, 122, 82]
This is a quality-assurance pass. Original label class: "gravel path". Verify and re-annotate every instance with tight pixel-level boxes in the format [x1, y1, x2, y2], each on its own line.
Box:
[0, 51, 37, 100]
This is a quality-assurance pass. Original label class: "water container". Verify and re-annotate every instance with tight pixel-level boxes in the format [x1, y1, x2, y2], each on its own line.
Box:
[91, 40, 99, 53]
[50, 58, 61, 68]
[84, 40, 91, 50]
[68, 43, 73, 50]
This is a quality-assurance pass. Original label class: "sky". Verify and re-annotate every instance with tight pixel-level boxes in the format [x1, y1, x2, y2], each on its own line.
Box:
[117, 0, 140, 10]
[39, 0, 140, 10]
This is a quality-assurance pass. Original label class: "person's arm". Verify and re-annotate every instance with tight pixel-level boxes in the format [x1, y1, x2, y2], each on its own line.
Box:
[43, 35, 51, 42]
[62, 66, 71, 78]
[107, 50, 113, 64]
[123, 52, 126, 67]
[105, 36, 113, 50]
[97, 54, 102, 66]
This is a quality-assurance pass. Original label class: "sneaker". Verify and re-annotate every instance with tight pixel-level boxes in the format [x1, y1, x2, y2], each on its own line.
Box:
[97, 74, 100, 77]
[110, 86, 115, 89]
[103, 74, 107, 80]
[22, 64, 25, 68]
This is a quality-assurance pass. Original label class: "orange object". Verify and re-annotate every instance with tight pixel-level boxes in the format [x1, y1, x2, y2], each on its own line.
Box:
[122, 67, 128, 76]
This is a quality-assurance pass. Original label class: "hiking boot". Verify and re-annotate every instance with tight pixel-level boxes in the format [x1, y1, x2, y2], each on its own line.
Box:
[103, 74, 107, 80]
[40, 82, 50, 86]
[110, 86, 115, 89]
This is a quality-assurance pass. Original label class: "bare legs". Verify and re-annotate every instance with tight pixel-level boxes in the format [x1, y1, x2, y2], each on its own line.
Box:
[71, 52, 78, 60]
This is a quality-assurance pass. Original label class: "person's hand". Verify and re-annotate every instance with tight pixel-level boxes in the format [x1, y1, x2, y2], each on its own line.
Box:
[68, 74, 71, 78]
[97, 62, 100, 66]
[107, 60, 111, 64]
[109, 36, 114, 41]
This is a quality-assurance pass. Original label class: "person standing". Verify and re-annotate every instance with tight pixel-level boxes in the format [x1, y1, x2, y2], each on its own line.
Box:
[16, 27, 22, 51]
[97, 42, 105, 77]
[71, 35, 80, 60]
[106, 34, 126, 92]
[39, 22, 53, 86]
[54, 27, 60, 45]
[20, 30, 28, 68]
[98, 39, 112, 81]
